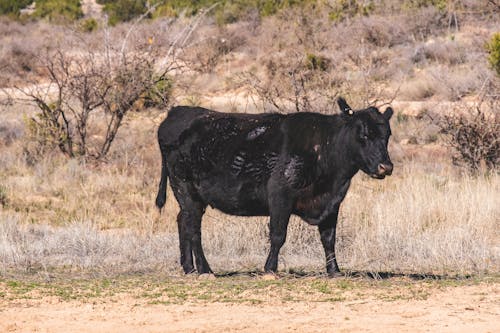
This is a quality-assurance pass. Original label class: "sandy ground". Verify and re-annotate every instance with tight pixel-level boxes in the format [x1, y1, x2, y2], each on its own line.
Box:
[1, 282, 498, 333]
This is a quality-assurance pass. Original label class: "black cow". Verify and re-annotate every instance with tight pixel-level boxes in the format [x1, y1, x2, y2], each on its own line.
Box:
[156, 97, 393, 276]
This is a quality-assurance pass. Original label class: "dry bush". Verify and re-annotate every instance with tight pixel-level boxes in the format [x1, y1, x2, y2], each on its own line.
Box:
[17, 45, 169, 161]
[10, 10, 214, 162]
[411, 39, 467, 66]
[436, 94, 499, 172]
[240, 50, 339, 114]
[0, 19, 62, 87]
[186, 27, 246, 73]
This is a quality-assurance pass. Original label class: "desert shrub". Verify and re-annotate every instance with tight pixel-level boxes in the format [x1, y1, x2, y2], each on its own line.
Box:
[99, 0, 317, 25]
[188, 29, 246, 73]
[437, 96, 499, 172]
[141, 75, 173, 108]
[411, 40, 466, 66]
[404, 6, 449, 41]
[403, 0, 447, 11]
[99, 0, 217, 24]
[327, 0, 375, 22]
[33, 0, 83, 23]
[357, 14, 407, 47]
[80, 18, 98, 32]
[100, 0, 148, 25]
[0, 123, 23, 146]
[0, 0, 33, 17]
[241, 50, 342, 114]
[305, 53, 330, 71]
[486, 32, 500, 76]
[0, 184, 8, 207]
[18, 40, 177, 161]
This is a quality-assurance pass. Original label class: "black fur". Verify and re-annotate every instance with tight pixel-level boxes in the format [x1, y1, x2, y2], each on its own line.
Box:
[156, 98, 394, 276]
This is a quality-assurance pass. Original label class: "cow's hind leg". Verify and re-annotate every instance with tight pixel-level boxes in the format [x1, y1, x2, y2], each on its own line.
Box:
[188, 204, 212, 274]
[175, 188, 211, 274]
[264, 189, 292, 273]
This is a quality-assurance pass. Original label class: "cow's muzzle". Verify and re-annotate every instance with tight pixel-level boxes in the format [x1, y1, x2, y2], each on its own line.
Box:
[371, 163, 393, 179]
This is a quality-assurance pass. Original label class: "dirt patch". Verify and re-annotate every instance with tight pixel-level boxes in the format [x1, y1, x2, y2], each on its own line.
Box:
[0, 277, 498, 332]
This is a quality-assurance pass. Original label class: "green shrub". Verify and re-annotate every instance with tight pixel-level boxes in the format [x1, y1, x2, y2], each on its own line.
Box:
[305, 53, 329, 71]
[0, 0, 33, 17]
[81, 18, 98, 32]
[101, 0, 148, 25]
[142, 76, 173, 108]
[99, 0, 318, 25]
[486, 33, 500, 76]
[0, 184, 8, 207]
[328, 0, 375, 22]
[33, 0, 83, 23]
[403, 0, 447, 11]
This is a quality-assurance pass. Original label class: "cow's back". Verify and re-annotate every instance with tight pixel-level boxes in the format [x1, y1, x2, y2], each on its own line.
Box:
[158, 106, 211, 146]
[158, 106, 287, 215]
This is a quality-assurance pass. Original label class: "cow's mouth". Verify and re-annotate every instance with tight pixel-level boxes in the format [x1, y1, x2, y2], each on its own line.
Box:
[370, 173, 386, 179]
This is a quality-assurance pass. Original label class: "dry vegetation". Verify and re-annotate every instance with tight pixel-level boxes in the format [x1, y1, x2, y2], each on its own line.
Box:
[0, 1, 499, 281]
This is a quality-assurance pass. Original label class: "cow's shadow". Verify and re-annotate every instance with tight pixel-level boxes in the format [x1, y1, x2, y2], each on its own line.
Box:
[215, 269, 468, 280]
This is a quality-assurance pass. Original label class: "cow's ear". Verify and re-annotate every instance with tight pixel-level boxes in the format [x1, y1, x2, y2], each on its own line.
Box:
[383, 107, 393, 121]
[337, 97, 353, 116]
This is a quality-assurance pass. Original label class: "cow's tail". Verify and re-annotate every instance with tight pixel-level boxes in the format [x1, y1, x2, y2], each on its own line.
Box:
[155, 144, 169, 212]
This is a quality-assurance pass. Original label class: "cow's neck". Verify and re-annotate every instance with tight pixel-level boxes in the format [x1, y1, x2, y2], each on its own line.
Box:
[320, 119, 359, 182]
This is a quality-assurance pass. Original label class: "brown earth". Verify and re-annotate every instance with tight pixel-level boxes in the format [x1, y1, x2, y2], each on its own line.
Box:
[1, 280, 498, 333]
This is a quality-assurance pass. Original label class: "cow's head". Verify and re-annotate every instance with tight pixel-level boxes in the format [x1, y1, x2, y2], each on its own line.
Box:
[338, 97, 393, 179]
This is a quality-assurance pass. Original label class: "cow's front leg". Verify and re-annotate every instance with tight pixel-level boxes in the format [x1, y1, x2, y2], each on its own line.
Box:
[318, 204, 341, 277]
[264, 213, 291, 273]
[264, 193, 292, 273]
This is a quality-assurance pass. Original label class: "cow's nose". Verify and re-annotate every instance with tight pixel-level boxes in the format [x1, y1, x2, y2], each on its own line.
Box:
[378, 163, 393, 176]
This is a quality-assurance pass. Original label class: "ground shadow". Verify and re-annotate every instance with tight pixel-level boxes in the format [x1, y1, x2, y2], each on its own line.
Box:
[215, 269, 471, 280]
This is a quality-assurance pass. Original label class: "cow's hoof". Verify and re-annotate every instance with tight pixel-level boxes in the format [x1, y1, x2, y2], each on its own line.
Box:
[262, 273, 278, 281]
[327, 271, 343, 278]
[198, 273, 216, 280]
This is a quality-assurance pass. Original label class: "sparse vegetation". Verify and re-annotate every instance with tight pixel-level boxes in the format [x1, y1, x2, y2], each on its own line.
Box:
[0, 3, 498, 331]
[33, 0, 83, 23]
[19, 47, 166, 161]
[486, 32, 500, 76]
[0, 0, 498, 280]
[437, 95, 499, 172]
[0, 0, 33, 17]
[80, 17, 98, 32]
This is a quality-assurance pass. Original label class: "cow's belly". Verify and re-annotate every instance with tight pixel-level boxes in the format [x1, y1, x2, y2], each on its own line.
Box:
[292, 192, 335, 224]
[196, 179, 270, 216]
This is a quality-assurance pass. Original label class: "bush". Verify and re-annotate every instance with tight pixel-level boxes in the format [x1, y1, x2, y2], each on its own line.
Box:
[99, 0, 316, 25]
[0, 184, 7, 207]
[486, 33, 500, 76]
[100, 0, 148, 25]
[437, 97, 499, 173]
[403, 0, 447, 11]
[80, 18, 98, 32]
[328, 0, 375, 22]
[0, 0, 33, 17]
[33, 0, 83, 23]
[305, 53, 330, 71]
[19, 41, 176, 161]
[142, 75, 173, 108]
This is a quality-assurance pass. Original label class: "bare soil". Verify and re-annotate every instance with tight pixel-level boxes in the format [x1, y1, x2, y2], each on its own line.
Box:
[1, 278, 498, 333]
